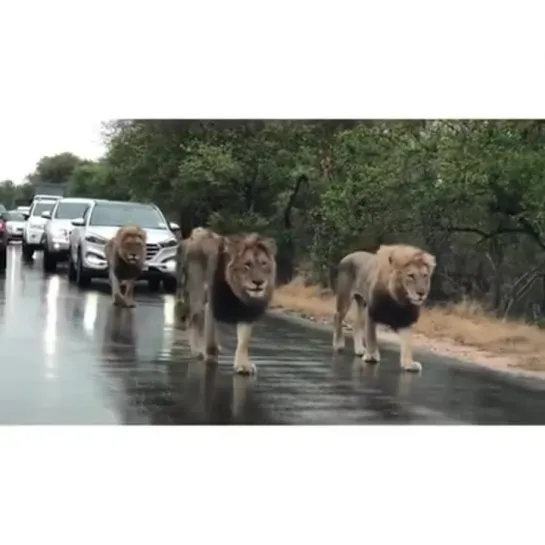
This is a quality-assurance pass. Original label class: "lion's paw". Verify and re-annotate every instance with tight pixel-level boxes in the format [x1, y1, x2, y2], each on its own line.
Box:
[401, 360, 422, 373]
[354, 342, 365, 357]
[233, 356, 256, 376]
[362, 348, 381, 363]
[190, 345, 204, 358]
[204, 352, 219, 365]
[332, 335, 345, 353]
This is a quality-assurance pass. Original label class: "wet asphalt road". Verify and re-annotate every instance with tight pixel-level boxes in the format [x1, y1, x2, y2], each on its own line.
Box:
[1, 244, 545, 425]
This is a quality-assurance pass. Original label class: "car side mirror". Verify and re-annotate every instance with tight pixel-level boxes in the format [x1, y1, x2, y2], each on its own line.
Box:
[169, 222, 180, 231]
[71, 217, 85, 227]
[23, 213, 29, 220]
[41, 211, 52, 219]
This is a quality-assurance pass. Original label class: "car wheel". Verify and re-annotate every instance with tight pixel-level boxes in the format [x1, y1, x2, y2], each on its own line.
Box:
[163, 277, 177, 294]
[0, 245, 6, 273]
[76, 248, 91, 288]
[43, 245, 57, 273]
[67, 250, 77, 282]
[148, 278, 161, 292]
[22, 240, 34, 261]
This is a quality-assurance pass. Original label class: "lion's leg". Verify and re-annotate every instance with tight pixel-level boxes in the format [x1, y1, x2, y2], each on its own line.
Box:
[362, 308, 381, 363]
[189, 310, 205, 357]
[203, 301, 219, 364]
[333, 291, 350, 352]
[233, 322, 256, 375]
[398, 328, 422, 372]
[352, 294, 366, 356]
[110, 270, 127, 307]
[125, 280, 136, 308]
[174, 244, 190, 327]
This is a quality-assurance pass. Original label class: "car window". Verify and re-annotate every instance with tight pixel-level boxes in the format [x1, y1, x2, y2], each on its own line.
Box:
[31, 201, 57, 216]
[89, 203, 168, 229]
[5, 211, 26, 221]
[53, 202, 90, 220]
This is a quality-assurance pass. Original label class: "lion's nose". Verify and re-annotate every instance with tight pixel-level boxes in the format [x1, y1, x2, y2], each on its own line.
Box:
[253, 279, 264, 288]
[416, 290, 426, 297]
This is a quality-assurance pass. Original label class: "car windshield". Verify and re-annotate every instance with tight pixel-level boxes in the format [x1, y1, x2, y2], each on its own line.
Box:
[31, 201, 57, 216]
[53, 202, 90, 220]
[4, 211, 26, 221]
[89, 203, 167, 229]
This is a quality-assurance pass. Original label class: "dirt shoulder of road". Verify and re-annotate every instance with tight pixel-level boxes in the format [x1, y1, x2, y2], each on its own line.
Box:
[270, 277, 545, 380]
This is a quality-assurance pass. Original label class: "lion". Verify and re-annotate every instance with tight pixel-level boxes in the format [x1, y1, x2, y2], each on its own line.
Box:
[174, 227, 220, 326]
[332, 244, 436, 372]
[105, 225, 147, 308]
[175, 228, 277, 375]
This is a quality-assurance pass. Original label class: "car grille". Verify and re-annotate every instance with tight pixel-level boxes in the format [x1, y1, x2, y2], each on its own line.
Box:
[146, 243, 160, 261]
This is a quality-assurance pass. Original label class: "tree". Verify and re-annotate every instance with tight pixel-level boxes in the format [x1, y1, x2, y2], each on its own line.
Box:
[58, 118, 545, 321]
[27, 152, 85, 185]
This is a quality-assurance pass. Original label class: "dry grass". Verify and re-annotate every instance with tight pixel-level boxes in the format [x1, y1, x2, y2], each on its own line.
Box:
[272, 276, 545, 372]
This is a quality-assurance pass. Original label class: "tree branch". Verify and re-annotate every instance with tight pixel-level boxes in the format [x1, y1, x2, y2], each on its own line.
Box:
[284, 174, 307, 230]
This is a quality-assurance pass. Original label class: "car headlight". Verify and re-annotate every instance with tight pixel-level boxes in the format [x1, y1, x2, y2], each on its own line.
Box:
[85, 234, 107, 245]
[52, 228, 68, 238]
[160, 238, 178, 248]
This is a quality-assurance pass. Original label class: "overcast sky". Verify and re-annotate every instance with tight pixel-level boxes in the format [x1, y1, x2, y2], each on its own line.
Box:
[0, 119, 107, 185]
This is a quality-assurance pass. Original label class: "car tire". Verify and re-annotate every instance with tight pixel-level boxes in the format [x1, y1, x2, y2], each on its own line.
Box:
[163, 277, 177, 294]
[67, 249, 77, 282]
[148, 278, 161, 292]
[76, 248, 91, 288]
[22, 240, 34, 261]
[0, 245, 6, 273]
[43, 245, 57, 273]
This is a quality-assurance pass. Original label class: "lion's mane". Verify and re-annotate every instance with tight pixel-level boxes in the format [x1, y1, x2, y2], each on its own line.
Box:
[106, 225, 147, 276]
[367, 243, 435, 331]
[210, 233, 277, 325]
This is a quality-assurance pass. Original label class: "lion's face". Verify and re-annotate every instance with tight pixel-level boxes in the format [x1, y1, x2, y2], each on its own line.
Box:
[377, 244, 436, 307]
[118, 230, 146, 265]
[400, 262, 433, 306]
[225, 234, 277, 303]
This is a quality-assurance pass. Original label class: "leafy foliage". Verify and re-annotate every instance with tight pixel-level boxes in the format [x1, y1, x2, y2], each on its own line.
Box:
[9, 119, 545, 320]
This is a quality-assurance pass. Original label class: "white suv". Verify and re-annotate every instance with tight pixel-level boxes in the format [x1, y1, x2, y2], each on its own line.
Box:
[68, 199, 180, 292]
[21, 196, 63, 260]
[42, 197, 95, 272]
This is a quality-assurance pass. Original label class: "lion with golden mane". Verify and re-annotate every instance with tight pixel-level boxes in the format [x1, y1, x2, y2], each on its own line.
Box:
[174, 227, 277, 375]
[105, 225, 147, 308]
[333, 244, 436, 372]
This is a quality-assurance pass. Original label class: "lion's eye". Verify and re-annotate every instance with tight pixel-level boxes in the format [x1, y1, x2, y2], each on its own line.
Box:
[408, 273, 415, 280]
[244, 261, 252, 269]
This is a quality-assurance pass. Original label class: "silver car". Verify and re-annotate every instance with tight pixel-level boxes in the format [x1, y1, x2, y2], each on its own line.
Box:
[4, 210, 27, 243]
[42, 197, 95, 272]
[21, 196, 62, 260]
[68, 199, 180, 292]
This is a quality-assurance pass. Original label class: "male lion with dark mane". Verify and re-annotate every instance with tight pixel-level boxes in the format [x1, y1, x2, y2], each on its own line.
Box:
[105, 225, 147, 308]
[333, 244, 436, 372]
[175, 227, 277, 375]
